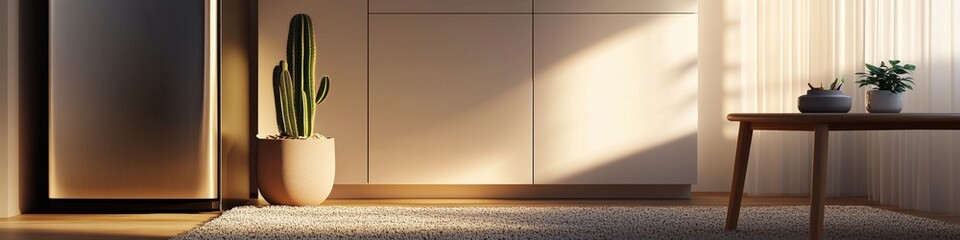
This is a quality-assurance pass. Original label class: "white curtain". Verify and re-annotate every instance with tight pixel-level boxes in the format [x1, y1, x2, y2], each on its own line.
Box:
[740, 0, 960, 213]
[862, 0, 960, 213]
[740, 0, 867, 197]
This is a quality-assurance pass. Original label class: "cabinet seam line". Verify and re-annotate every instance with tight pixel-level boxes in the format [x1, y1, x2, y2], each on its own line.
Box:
[366, 0, 371, 184]
[531, 0, 535, 185]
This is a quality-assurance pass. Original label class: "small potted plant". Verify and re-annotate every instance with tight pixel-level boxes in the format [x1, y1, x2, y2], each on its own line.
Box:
[257, 13, 335, 206]
[798, 78, 851, 113]
[855, 60, 916, 113]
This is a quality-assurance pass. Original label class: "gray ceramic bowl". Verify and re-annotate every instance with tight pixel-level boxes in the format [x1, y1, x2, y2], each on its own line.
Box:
[798, 90, 852, 113]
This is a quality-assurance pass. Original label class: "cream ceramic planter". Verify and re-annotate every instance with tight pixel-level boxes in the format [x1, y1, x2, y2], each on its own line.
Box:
[257, 136, 335, 206]
[865, 89, 903, 113]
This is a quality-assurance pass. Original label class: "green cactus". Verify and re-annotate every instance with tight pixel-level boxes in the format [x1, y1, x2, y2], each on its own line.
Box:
[273, 13, 330, 138]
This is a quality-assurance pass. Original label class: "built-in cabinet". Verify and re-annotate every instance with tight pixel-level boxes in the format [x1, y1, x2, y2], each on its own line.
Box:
[261, 0, 697, 187]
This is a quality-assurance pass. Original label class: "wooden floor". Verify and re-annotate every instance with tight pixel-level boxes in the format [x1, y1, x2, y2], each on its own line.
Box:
[1, 193, 958, 240]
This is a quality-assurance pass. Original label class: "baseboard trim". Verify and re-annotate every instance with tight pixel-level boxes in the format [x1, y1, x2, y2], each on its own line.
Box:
[48, 199, 220, 212]
[329, 184, 691, 199]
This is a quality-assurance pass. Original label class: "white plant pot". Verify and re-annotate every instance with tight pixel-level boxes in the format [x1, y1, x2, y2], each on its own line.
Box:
[257, 136, 335, 206]
[865, 89, 903, 113]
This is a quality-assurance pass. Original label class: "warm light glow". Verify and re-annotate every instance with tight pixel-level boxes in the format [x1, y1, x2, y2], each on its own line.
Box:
[205, 0, 219, 198]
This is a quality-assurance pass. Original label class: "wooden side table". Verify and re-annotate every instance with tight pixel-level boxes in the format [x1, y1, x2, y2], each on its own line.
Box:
[724, 113, 960, 240]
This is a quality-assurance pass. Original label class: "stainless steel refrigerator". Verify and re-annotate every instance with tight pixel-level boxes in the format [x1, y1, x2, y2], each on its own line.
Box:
[49, 0, 218, 209]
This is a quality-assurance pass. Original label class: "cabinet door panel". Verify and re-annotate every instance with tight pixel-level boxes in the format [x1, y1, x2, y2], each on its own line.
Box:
[369, 15, 533, 184]
[534, 15, 697, 184]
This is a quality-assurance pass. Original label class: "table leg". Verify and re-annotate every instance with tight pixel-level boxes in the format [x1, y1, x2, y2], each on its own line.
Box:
[809, 124, 829, 240]
[725, 122, 753, 231]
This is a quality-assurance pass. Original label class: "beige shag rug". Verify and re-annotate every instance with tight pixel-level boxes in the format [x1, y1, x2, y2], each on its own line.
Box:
[174, 205, 960, 239]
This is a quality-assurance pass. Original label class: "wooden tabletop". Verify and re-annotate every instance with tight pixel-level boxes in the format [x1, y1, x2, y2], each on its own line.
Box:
[727, 113, 960, 131]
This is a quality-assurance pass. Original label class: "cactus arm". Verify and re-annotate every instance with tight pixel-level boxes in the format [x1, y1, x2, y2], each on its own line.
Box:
[316, 76, 329, 105]
[274, 60, 300, 137]
[272, 62, 286, 135]
[280, 69, 299, 137]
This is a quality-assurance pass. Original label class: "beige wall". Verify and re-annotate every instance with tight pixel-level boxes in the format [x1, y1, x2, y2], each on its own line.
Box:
[693, 0, 741, 192]
[220, 0, 255, 208]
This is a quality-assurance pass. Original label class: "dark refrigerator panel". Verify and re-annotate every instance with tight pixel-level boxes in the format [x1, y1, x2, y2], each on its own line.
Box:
[49, 0, 217, 199]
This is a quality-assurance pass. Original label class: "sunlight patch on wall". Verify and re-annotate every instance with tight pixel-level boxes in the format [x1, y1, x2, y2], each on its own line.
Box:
[534, 15, 698, 183]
